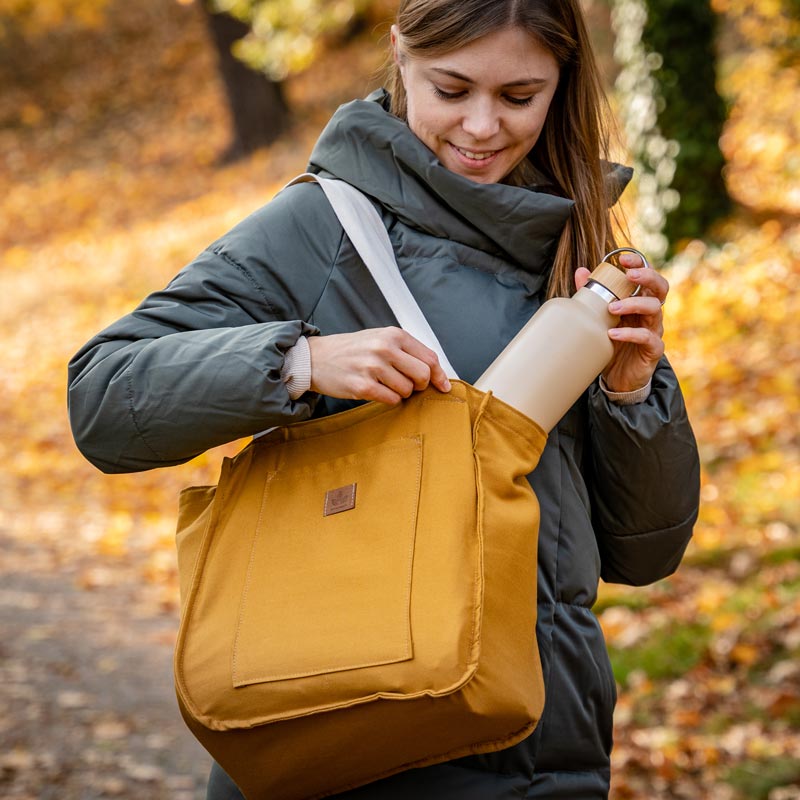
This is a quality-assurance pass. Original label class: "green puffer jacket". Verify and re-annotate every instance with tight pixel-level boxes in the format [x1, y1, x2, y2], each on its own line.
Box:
[68, 90, 700, 799]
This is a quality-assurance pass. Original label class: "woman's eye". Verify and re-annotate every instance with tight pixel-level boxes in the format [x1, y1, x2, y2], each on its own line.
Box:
[431, 85, 535, 106]
[433, 86, 466, 101]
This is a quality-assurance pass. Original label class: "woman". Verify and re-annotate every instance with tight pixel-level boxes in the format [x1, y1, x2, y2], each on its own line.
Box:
[68, 0, 700, 797]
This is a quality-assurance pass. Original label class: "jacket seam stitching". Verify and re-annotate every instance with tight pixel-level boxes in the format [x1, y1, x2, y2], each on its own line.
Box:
[603, 510, 697, 540]
[532, 767, 611, 775]
[445, 258, 542, 292]
[391, 223, 544, 291]
[125, 369, 163, 461]
[208, 246, 280, 317]
[308, 224, 347, 321]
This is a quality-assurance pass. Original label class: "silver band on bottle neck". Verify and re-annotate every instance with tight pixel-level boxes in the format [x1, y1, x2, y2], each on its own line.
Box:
[585, 279, 619, 303]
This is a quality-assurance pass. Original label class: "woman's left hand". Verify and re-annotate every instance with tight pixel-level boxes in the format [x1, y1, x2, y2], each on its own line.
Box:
[575, 251, 668, 392]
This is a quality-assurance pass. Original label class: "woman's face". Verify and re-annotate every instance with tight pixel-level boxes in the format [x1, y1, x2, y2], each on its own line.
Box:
[393, 25, 560, 184]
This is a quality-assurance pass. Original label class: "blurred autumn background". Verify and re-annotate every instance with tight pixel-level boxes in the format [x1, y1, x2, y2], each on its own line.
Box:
[1, 0, 798, 797]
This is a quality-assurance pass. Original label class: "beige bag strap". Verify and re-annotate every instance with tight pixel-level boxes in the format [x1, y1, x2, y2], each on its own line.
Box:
[285, 173, 459, 380]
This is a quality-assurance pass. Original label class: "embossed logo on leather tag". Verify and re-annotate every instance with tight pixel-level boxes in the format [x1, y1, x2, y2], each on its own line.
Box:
[324, 483, 357, 516]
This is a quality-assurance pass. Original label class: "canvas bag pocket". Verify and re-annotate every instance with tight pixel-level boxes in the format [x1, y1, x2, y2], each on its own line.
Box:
[231, 436, 422, 686]
[175, 387, 484, 730]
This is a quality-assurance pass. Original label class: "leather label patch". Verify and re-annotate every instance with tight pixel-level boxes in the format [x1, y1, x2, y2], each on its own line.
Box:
[324, 483, 357, 516]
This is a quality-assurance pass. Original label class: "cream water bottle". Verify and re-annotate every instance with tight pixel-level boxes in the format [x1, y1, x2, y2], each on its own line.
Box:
[474, 249, 645, 432]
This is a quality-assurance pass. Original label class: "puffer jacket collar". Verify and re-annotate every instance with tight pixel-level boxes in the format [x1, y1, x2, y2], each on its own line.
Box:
[308, 89, 575, 278]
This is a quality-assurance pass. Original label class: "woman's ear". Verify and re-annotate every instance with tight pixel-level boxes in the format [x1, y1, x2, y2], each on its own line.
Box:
[390, 24, 403, 67]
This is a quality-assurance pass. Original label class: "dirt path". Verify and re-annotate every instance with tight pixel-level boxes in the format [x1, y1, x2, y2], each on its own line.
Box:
[0, 522, 212, 799]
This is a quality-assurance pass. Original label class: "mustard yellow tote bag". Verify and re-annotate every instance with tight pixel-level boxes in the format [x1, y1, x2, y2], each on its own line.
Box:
[173, 178, 547, 799]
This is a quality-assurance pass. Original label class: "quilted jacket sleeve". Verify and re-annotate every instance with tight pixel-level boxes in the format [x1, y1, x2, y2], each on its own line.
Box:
[587, 357, 700, 586]
[68, 183, 344, 474]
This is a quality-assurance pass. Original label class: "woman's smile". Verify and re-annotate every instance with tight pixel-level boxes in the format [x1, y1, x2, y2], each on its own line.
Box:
[394, 26, 559, 184]
[449, 143, 503, 169]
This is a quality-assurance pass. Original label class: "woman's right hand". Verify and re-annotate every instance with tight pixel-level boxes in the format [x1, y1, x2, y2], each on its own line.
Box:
[308, 327, 451, 405]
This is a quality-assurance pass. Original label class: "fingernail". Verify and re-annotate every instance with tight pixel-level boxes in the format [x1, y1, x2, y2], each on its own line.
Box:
[626, 269, 641, 279]
[609, 328, 622, 339]
[443, 379, 451, 391]
[608, 301, 622, 313]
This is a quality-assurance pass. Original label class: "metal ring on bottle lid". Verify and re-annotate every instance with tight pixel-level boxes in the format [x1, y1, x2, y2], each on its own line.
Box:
[602, 247, 650, 298]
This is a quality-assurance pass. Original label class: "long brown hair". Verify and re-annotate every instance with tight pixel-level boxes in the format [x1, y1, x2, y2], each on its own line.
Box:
[386, 0, 622, 298]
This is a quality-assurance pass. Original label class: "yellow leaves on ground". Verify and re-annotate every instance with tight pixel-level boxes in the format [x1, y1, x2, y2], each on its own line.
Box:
[1, 0, 799, 797]
[598, 7, 800, 787]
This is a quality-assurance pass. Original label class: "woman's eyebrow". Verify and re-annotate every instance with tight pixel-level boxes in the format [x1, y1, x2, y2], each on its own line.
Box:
[429, 67, 548, 87]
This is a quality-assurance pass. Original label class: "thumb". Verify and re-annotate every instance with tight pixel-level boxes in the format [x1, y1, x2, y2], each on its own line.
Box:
[574, 267, 592, 291]
[430, 359, 452, 393]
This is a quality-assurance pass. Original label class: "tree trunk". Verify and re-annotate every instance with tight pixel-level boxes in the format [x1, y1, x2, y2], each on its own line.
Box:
[201, 5, 290, 161]
[643, 0, 730, 247]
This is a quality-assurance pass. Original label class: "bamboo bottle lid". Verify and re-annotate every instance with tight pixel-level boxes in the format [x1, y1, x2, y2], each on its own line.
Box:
[589, 262, 636, 300]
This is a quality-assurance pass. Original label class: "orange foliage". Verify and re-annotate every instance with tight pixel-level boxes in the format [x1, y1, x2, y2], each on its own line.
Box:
[0, 0, 385, 586]
[714, 0, 800, 213]
[0, 0, 109, 35]
[1, 0, 798, 798]
[601, 5, 800, 791]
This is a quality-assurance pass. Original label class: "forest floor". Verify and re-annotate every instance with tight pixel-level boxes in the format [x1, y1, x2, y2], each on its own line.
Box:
[1, 0, 799, 798]
[0, 520, 210, 799]
[1, 3, 387, 798]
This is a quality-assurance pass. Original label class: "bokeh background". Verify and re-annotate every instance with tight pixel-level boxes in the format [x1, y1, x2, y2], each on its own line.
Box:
[1, 1, 798, 798]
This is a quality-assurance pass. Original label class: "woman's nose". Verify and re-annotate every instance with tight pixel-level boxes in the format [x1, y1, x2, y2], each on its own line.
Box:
[461, 100, 501, 141]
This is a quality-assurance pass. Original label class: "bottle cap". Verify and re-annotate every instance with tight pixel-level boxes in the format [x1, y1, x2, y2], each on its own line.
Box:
[589, 262, 636, 300]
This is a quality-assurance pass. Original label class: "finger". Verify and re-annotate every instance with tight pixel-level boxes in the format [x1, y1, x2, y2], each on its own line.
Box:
[348, 373, 406, 405]
[617, 251, 644, 270]
[608, 326, 665, 359]
[385, 350, 432, 393]
[608, 296, 664, 322]
[574, 267, 592, 291]
[369, 361, 417, 399]
[623, 267, 669, 305]
[393, 331, 451, 392]
[423, 356, 451, 392]
[430, 365, 452, 392]
[394, 349, 452, 394]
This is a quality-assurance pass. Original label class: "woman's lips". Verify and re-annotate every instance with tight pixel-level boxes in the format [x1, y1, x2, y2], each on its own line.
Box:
[449, 142, 503, 169]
